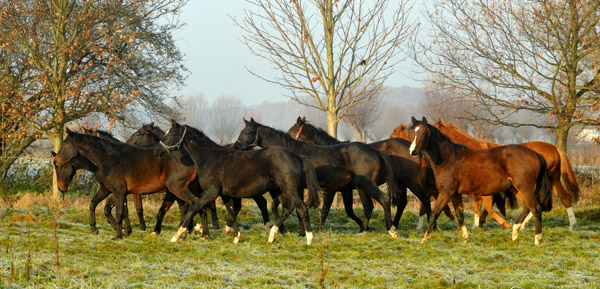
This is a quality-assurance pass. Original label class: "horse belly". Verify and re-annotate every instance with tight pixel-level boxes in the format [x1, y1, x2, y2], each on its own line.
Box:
[459, 177, 512, 196]
[125, 175, 164, 194]
[315, 167, 351, 190]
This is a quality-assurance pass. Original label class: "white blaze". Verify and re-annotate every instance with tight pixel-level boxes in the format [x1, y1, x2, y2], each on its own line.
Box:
[409, 127, 420, 155]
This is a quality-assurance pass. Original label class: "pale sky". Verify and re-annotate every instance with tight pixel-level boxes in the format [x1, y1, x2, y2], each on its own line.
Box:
[173, 1, 421, 106]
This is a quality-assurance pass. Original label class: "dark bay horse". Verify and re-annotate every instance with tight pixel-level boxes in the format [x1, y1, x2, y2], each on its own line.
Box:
[55, 129, 208, 240]
[409, 117, 552, 245]
[236, 118, 399, 238]
[287, 116, 439, 230]
[431, 119, 580, 230]
[155, 120, 320, 245]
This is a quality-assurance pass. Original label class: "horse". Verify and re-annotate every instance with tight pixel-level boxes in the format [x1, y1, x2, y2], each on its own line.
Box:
[155, 120, 320, 245]
[431, 119, 580, 230]
[287, 116, 447, 230]
[235, 118, 399, 238]
[409, 117, 553, 245]
[391, 123, 513, 229]
[54, 129, 209, 240]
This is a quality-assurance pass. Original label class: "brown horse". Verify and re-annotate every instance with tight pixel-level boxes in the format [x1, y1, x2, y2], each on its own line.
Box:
[396, 119, 580, 230]
[391, 124, 512, 229]
[409, 117, 553, 245]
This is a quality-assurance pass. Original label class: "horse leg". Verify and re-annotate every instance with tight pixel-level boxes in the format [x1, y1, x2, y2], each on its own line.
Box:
[449, 194, 468, 243]
[318, 191, 336, 232]
[152, 192, 176, 235]
[292, 192, 314, 245]
[104, 195, 118, 231]
[122, 198, 132, 236]
[223, 197, 242, 243]
[208, 200, 220, 230]
[355, 189, 373, 232]
[472, 196, 482, 228]
[551, 175, 576, 230]
[89, 185, 111, 234]
[253, 195, 270, 226]
[131, 194, 145, 231]
[268, 196, 294, 244]
[112, 191, 127, 240]
[171, 189, 217, 242]
[422, 191, 454, 243]
[482, 195, 511, 229]
[354, 178, 396, 238]
[392, 186, 408, 230]
[270, 195, 287, 234]
[341, 189, 364, 231]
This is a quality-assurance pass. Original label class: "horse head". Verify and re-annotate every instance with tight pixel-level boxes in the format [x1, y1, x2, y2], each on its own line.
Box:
[155, 119, 187, 156]
[409, 116, 431, 156]
[235, 117, 261, 151]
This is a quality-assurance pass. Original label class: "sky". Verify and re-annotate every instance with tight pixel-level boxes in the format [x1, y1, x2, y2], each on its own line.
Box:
[172, 1, 422, 106]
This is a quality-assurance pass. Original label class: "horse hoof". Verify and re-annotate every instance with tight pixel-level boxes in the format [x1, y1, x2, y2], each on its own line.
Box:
[268, 226, 279, 243]
[224, 226, 232, 234]
[534, 233, 542, 246]
[91, 229, 99, 235]
[151, 231, 159, 236]
[421, 232, 431, 243]
[233, 232, 241, 244]
[388, 229, 399, 239]
[140, 226, 146, 231]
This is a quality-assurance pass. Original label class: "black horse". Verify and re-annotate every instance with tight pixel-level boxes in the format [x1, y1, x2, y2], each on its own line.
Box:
[236, 118, 399, 238]
[54, 129, 210, 240]
[155, 120, 320, 245]
[287, 116, 437, 230]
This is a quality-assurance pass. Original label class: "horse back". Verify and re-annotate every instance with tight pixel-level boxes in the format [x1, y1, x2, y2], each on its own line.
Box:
[519, 141, 560, 175]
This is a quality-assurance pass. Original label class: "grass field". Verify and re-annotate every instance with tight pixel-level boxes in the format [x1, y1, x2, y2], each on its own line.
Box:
[0, 194, 599, 288]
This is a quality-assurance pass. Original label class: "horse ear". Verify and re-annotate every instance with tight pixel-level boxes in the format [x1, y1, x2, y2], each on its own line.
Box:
[411, 116, 417, 124]
[422, 116, 428, 125]
[149, 122, 154, 127]
[243, 118, 250, 125]
[170, 119, 177, 127]
[51, 151, 56, 157]
[250, 117, 256, 125]
[296, 116, 302, 124]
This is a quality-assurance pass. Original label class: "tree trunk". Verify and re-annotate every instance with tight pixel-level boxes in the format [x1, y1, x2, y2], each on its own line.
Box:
[326, 109, 339, 139]
[554, 126, 570, 152]
[350, 124, 367, 142]
[52, 131, 64, 202]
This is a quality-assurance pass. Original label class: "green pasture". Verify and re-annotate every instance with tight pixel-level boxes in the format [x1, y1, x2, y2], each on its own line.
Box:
[0, 194, 598, 288]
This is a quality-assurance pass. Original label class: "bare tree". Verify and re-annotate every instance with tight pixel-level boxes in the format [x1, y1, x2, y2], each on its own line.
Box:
[342, 88, 383, 142]
[178, 94, 209, 131]
[410, 0, 600, 151]
[236, 0, 416, 138]
[206, 95, 247, 144]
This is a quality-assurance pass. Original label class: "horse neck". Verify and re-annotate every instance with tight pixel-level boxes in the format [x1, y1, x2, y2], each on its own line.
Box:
[438, 124, 487, 149]
[423, 127, 462, 166]
[258, 125, 314, 153]
[70, 156, 98, 172]
[73, 138, 116, 167]
[308, 126, 341, 145]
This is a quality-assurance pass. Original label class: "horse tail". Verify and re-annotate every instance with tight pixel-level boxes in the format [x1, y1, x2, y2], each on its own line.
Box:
[300, 155, 320, 208]
[557, 147, 580, 203]
[375, 150, 398, 206]
[535, 154, 553, 212]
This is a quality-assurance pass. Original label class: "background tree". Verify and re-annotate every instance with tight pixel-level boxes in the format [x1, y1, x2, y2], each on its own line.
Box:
[206, 95, 247, 144]
[410, 0, 600, 151]
[236, 0, 415, 138]
[0, 0, 187, 200]
[342, 88, 383, 142]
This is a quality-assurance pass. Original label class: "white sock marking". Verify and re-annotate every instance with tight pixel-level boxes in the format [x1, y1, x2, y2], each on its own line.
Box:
[268, 226, 279, 243]
[521, 212, 533, 230]
[461, 225, 469, 242]
[233, 232, 241, 244]
[472, 214, 480, 228]
[567, 207, 577, 230]
[512, 224, 520, 241]
[535, 233, 542, 246]
[306, 232, 314, 245]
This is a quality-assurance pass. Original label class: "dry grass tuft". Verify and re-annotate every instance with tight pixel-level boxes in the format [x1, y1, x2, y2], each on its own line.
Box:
[12, 193, 50, 209]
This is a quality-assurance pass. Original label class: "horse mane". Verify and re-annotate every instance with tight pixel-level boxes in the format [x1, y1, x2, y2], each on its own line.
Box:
[435, 120, 496, 149]
[86, 128, 121, 143]
[256, 122, 314, 154]
[425, 122, 468, 157]
[183, 125, 225, 150]
[71, 131, 129, 156]
[303, 122, 341, 145]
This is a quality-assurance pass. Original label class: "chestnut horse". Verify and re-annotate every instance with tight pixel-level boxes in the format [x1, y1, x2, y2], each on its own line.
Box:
[409, 117, 552, 245]
[395, 119, 580, 230]
[287, 116, 467, 231]
[392, 124, 513, 229]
